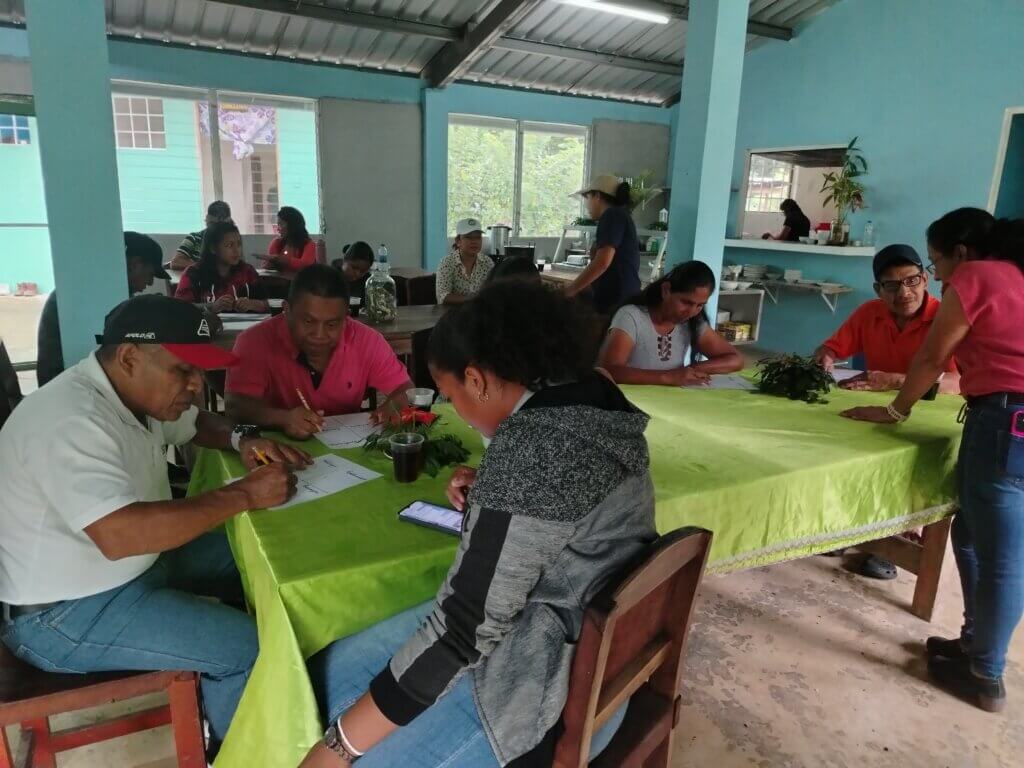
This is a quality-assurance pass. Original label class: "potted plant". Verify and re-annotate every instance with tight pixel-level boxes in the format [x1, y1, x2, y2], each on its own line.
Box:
[621, 169, 662, 213]
[820, 137, 867, 245]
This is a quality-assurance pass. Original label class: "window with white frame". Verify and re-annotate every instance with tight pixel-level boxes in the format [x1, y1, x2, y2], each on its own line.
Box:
[447, 115, 588, 237]
[744, 155, 793, 212]
[0, 114, 31, 145]
[113, 96, 166, 149]
[110, 83, 320, 235]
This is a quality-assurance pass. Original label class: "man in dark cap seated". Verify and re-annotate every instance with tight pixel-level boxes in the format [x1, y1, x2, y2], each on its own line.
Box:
[815, 243, 960, 393]
[813, 243, 960, 580]
[0, 295, 310, 755]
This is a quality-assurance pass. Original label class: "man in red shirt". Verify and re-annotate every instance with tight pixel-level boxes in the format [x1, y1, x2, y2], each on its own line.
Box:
[225, 265, 412, 439]
[815, 244, 959, 581]
[815, 244, 959, 393]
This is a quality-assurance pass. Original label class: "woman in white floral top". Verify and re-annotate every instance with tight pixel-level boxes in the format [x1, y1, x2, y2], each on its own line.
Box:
[435, 218, 494, 305]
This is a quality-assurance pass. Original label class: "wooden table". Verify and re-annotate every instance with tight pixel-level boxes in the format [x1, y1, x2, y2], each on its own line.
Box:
[166, 267, 293, 298]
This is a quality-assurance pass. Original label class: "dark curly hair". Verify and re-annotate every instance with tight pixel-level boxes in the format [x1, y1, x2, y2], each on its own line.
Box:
[190, 220, 248, 299]
[428, 280, 599, 387]
[277, 206, 311, 251]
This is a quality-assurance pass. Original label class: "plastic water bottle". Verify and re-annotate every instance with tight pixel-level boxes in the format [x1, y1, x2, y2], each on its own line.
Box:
[863, 221, 875, 247]
[658, 208, 669, 224]
[366, 244, 397, 323]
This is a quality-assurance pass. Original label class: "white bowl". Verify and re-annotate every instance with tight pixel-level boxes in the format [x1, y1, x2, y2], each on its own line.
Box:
[784, 269, 802, 282]
[735, 281, 754, 290]
[720, 281, 740, 291]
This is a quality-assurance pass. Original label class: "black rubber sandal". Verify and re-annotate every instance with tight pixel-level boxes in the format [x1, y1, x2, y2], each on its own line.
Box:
[856, 554, 897, 580]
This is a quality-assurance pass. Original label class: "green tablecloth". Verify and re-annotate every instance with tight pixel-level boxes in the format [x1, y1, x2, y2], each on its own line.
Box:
[196, 384, 964, 767]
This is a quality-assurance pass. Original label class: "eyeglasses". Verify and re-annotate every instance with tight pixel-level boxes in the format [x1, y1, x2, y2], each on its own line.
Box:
[925, 262, 937, 275]
[877, 273, 925, 293]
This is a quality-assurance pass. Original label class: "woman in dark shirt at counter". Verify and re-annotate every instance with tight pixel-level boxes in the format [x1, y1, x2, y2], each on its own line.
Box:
[763, 198, 811, 242]
[564, 174, 641, 315]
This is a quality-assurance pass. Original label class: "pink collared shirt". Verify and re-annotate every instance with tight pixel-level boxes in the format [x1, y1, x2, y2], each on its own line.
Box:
[225, 314, 409, 414]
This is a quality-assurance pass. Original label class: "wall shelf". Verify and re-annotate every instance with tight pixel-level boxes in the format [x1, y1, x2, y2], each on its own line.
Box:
[759, 279, 852, 313]
[724, 238, 875, 258]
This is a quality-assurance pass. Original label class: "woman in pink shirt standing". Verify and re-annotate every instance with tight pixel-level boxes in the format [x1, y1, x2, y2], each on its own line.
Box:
[844, 208, 1024, 713]
[264, 206, 316, 272]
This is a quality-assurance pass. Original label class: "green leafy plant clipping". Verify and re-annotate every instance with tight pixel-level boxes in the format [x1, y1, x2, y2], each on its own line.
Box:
[363, 407, 470, 478]
[756, 355, 833, 404]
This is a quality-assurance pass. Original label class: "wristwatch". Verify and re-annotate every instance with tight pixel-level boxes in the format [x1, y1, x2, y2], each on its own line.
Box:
[324, 723, 360, 762]
[230, 424, 261, 452]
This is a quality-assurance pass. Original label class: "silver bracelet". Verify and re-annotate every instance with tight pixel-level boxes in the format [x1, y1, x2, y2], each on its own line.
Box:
[886, 402, 909, 423]
[337, 720, 364, 757]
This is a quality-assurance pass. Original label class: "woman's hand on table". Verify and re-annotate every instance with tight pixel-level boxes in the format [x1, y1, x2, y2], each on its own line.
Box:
[239, 437, 313, 471]
[234, 462, 298, 509]
[447, 465, 478, 511]
[839, 405, 899, 423]
[211, 294, 235, 314]
[235, 297, 268, 313]
[666, 366, 711, 388]
[840, 371, 905, 391]
[282, 407, 325, 439]
[263, 255, 286, 271]
[300, 742, 350, 767]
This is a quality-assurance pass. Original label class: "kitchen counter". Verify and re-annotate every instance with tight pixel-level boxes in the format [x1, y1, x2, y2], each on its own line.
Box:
[725, 238, 875, 257]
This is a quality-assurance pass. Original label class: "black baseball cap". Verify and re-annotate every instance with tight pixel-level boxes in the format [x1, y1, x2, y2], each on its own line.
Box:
[95, 295, 239, 370]
[124, 232, 170, 280]
[872, 244, 924, 281]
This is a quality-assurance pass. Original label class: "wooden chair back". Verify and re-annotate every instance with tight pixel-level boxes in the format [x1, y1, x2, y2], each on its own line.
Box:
[404, 274, 437, 306]
[554, 526, 713, 768]
[0, 341, 23, 431]
[0, 642, 206, 767]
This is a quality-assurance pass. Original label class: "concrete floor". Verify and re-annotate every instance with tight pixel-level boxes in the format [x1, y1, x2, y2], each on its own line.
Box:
[4, 543, 1020, 767]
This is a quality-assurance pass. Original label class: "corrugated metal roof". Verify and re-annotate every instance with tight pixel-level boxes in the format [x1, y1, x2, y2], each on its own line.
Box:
[0, 0, 838, 104]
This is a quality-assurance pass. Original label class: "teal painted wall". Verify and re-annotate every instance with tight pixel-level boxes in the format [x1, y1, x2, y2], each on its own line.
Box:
[115, 97, 202, 233]
[994, 114, 1024, 219]
[0, 116, 53, 290]
[277, 108, 321, 232]
[731, 0, 1024, 355]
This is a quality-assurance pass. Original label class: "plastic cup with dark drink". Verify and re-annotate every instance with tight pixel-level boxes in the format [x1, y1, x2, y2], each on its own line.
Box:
[407, 387, 435, 413]
[389, 432, 425, 483]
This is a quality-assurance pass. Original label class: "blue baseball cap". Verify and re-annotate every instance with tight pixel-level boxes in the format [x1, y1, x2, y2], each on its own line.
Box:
[872, 244, 924, 281]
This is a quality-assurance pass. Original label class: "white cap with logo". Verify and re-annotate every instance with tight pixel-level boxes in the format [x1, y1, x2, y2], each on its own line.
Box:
[455, 217, 484, 236]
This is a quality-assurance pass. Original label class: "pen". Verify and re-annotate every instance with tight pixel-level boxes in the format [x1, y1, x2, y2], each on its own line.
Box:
[253, 448, 271, 466]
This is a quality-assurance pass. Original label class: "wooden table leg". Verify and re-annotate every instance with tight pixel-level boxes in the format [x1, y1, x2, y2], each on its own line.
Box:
[910, 516, 953, 622]
[168, 675, 207, 768]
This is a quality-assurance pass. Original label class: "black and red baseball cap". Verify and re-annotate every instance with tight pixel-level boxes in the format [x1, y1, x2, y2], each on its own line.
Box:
[96, 294, 240, 370]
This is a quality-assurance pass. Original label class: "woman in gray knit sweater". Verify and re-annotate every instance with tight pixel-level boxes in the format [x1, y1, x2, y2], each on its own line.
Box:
[302, 280, 657, 767]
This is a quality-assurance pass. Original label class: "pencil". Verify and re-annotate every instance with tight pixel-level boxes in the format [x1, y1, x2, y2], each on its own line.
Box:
[253, 449, 271, 466]
[295, 388, 322, 431]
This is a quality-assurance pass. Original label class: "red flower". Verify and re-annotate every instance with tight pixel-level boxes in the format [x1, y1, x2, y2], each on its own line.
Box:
[399, 407, 438, 426]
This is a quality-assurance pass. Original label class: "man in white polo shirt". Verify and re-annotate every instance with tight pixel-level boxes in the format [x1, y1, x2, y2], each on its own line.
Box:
[0, 294, 310, 755]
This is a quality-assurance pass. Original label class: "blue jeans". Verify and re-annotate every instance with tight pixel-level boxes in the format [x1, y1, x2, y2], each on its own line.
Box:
[307, 601, 627, 767]
[952, 401, 1024, 678]
[0, 532, 257, 743]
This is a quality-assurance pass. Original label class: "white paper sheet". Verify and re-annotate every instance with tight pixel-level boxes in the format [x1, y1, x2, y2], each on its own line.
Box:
[221, 319, 263, 331]
[271, 454, 381, 510]
[218, 313, 270, 322]
[399, 501, 463, 536]
[316, 412, 382, 449]
[831, 368, 865, 383]
[685, 374, 757, 391]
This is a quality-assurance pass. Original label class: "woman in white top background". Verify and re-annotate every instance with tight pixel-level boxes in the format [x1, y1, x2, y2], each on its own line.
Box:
[599, 261, 743, 387]
[435, 218, 494, 305]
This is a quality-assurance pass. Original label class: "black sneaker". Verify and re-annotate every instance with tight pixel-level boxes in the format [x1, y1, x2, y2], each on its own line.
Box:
[926, 636, 969, 661]
[928, 656, 1006, 712]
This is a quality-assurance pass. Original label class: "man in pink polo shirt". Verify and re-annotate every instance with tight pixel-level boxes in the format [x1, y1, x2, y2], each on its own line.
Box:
[225, 265, 412, 439]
